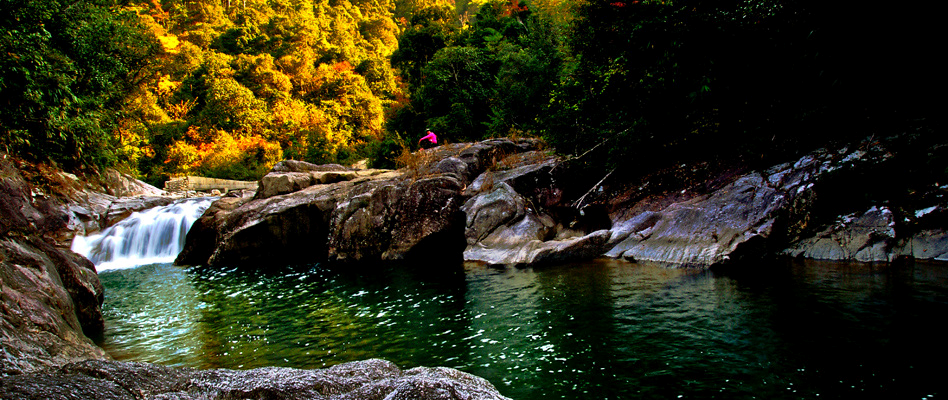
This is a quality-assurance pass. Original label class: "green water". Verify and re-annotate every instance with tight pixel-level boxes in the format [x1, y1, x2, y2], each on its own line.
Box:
[98, 259, 948, 399]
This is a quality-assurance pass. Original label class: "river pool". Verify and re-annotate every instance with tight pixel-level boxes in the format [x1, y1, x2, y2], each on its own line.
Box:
[97, 258, 948, 399]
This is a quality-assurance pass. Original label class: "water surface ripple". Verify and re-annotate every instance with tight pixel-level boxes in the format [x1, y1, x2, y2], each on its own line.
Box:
[98, 259, 948, 399]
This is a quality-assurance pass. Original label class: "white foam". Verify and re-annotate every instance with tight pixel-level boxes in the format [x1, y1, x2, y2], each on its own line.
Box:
[71, 197, 215, 271]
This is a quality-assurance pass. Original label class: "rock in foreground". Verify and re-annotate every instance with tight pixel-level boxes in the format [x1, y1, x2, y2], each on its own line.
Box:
[0, 359, 511, 400]
[1, 153, 110, 375]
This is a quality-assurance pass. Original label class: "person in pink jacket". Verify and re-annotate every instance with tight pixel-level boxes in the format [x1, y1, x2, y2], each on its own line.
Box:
[418, 130, 438, 149]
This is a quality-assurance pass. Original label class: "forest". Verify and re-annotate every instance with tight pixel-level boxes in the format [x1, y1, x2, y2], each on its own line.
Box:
[1, 0, 943, 186]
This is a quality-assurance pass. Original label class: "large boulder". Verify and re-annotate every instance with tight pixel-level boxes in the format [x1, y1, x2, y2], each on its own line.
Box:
[0, 236, 108, 376]
[0, 359, 511, 400]
[179, 181, 343, 267]
[459, 151, 614, 266]
[0, 153, 108, 375]
[271, 160, 350, 173]
[97, 169, 165, 198]
[177, 139, 542, 268]
[605, 173, 787, 266]
[253, 160, 390, 200]
[896, 229, 948, 261]
[180, 136, 948, 271]
[786, 202, 948, 263]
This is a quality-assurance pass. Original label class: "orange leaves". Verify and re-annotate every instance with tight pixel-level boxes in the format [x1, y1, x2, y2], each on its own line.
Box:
[164, 129, 282, 179]
[502, 0, 530, 17]
[333, 60, 354, 73]
[164, 140, 200, 172]
[167, 99, 197, 120]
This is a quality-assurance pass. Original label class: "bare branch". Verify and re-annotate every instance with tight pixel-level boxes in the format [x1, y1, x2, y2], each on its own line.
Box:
[571, 167, 615, 209]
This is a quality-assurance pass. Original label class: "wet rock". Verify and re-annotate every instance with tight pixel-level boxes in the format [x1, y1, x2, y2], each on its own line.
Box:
[606, 211, 662, 247]
[463, 182, 530, 245]
[103, 196, 176, 227]
[599, 139, 913, 267]
[0, 359, 512, 400]
[173, 191, 256, 267]
[605, 173, 787, 266]
[325, 174, 468, 264]
[466, 229, 610, 266]
[0, 236, 109, 376]
[896, 229, 948, 261]
[192, 183, 342, 267]
[382, 175, 468, 261]
[784, 206, 896, 262]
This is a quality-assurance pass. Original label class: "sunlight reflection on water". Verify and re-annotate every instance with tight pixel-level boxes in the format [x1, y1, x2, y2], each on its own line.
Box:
[98, 259, 948, 400]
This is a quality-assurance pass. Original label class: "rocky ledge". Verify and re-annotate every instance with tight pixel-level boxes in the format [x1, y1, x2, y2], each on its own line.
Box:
[179, 135, 948, 270]
[175, 138, 542, 267]
[0, 358, 510, 400]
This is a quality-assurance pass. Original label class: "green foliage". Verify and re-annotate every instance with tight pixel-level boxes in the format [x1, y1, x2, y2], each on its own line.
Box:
[541, 0, 943, 172]
[367, 131, 408, 169]
[416, 46, 495, 140]
[6, 0, 937, 184]
[394, 0, 562, 142]
[390, 5, 458, 85]
[0, 0, 160, 167]
[487, 17, 562, 135]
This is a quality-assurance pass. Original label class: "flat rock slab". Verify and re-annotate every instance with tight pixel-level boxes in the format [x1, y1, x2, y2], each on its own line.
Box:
[0, 359, 511, 400]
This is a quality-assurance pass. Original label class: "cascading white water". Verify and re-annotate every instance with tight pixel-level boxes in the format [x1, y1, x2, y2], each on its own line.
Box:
[71, 197, 215, 271]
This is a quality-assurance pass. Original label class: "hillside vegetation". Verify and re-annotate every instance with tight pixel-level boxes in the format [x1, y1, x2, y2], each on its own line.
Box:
[1, 0, 942, 186]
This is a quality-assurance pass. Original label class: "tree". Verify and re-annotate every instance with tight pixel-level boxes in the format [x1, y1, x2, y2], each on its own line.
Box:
[395, 0, 562, 141]
[542, 0, 825, 171]
[390, 5, 457, 85]
[415, 46, 496, 141]
[485, 11, 562, 136]
[127, 0, 406, 180]
[0, 0, 161, 167]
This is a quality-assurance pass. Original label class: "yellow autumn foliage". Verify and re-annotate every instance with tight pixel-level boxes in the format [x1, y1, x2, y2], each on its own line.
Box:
[119, 0, 421, 183]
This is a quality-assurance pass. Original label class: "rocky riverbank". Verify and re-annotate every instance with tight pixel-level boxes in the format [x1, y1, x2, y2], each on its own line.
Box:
[178, 135, 948, 270]
[0, 151, 512, 399]
[0, 152, 163, 376]
[2, 132, 945, 397]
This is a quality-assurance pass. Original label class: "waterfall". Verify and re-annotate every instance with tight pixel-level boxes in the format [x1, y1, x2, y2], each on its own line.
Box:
[72, 197, 215, 271]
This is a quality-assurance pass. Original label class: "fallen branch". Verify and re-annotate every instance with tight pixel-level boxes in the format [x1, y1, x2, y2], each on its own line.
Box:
[572, 167, 615, 209]
[567, 125, 632, 162]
